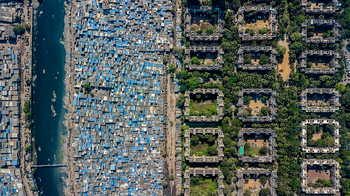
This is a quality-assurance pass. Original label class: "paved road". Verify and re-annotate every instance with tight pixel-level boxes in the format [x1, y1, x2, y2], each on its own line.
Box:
[66, 1, 78, 195]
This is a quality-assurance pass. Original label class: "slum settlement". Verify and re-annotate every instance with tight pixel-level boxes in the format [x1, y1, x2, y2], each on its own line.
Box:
[69, 0, 172, 194]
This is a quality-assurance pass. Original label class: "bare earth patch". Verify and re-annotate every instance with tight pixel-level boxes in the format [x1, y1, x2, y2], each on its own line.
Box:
[307, 169, 331, 184]
[311, 130, 323, 141]
[204, 58, 213, 64]
[278, 38, 291, 81]
[251, 58, 260, 65]
[243, 179, 268, 196]
[309, 0, 330, 7]
[247, 139, 269, 148]
[245, 20, 269, 32]
[247, 100, 267, 115]
[312, 62, 329, 69]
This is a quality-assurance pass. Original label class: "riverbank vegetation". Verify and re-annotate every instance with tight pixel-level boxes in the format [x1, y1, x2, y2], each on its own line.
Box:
[23, 100, 32, 128]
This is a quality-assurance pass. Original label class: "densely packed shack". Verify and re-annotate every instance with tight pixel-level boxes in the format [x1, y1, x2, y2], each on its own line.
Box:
[0, 46, 25, 195]
[70, 0, 172, 194]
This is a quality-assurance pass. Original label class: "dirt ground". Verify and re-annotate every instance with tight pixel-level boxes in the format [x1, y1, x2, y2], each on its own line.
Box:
[308, 99, 330, 106]
[312, 63, 329, 69]
[194, 52, 217, 65]
[309, 56, 331, 69]
[244, 20, 269, 32]
[277, 38, 291, 81]
[313, 32, 324, 38]
[204, 59, 214, 64]
[247, 99, 267, 115]
[243, 179, 268, 196]
[311, 130, 323, 141]
[247, 139, 268, 148]
[313, 27, 329, 38]
[191, 15, 214, 33]
[307, 169, 331, 184]
[251, 57, 260, 65]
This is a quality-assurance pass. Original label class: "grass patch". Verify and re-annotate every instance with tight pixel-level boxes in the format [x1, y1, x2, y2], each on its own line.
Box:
[190, 175, 218, 196]
[191, 143, 209, 156]
[244, 142, 269, 157]
[250, 147, 261, 156]
[308, 179, 333, 188]
[190, 99, 217, 117]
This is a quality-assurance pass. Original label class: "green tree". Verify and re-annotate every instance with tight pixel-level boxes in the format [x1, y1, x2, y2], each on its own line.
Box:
[259, 28, 268, 34]
[296, 15, 306, 26]
[243, 107, 252, 117]
[83, 83, 91, 90]
[244, 142, 251, 156]
[176, 94, 185, 108]
[191, 135, 199, 146]
[290, 41, 305, 54]
[335, 83, 346, 93]
[24, 145, 31, 152]
[191, 57, 200, 64]
[291, 32, 302, 42]
[260, 106, 270, 116]
[259, 175, 269, 184]
[276, 44, 286, 58]
[14, 25, 25, 35]
[244, 54, 252, 64]
[168, 64, 175, 73]
[207, 145, 218, 156]
[188, 77, 199, 90]
[307, 61, 312, 68]
[259, 145, 269, 155]
[24, 24, 30, 31]
[205, 134, 217, 144]
[205, 28, 214, 34]
[244, 189, 252, 196]
[259, 54, 269, 65]
[259, 188, 270, 196]
[243, 96, 251, 105]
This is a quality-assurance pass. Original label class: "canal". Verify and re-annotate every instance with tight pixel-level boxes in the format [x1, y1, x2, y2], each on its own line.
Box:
[32, 0, 66, 195]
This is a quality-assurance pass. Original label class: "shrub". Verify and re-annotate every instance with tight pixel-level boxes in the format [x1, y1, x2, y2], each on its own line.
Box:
[191, 57, 200, 64]
[14, 25, 25, 35]
[259, 28, 268, 34]
[259, 54, 270, 65]
[259, 145, 269, 155]
[205, 28, 214, 34]
[307, 61, 312, 68]
[259, 188, 270, 196]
